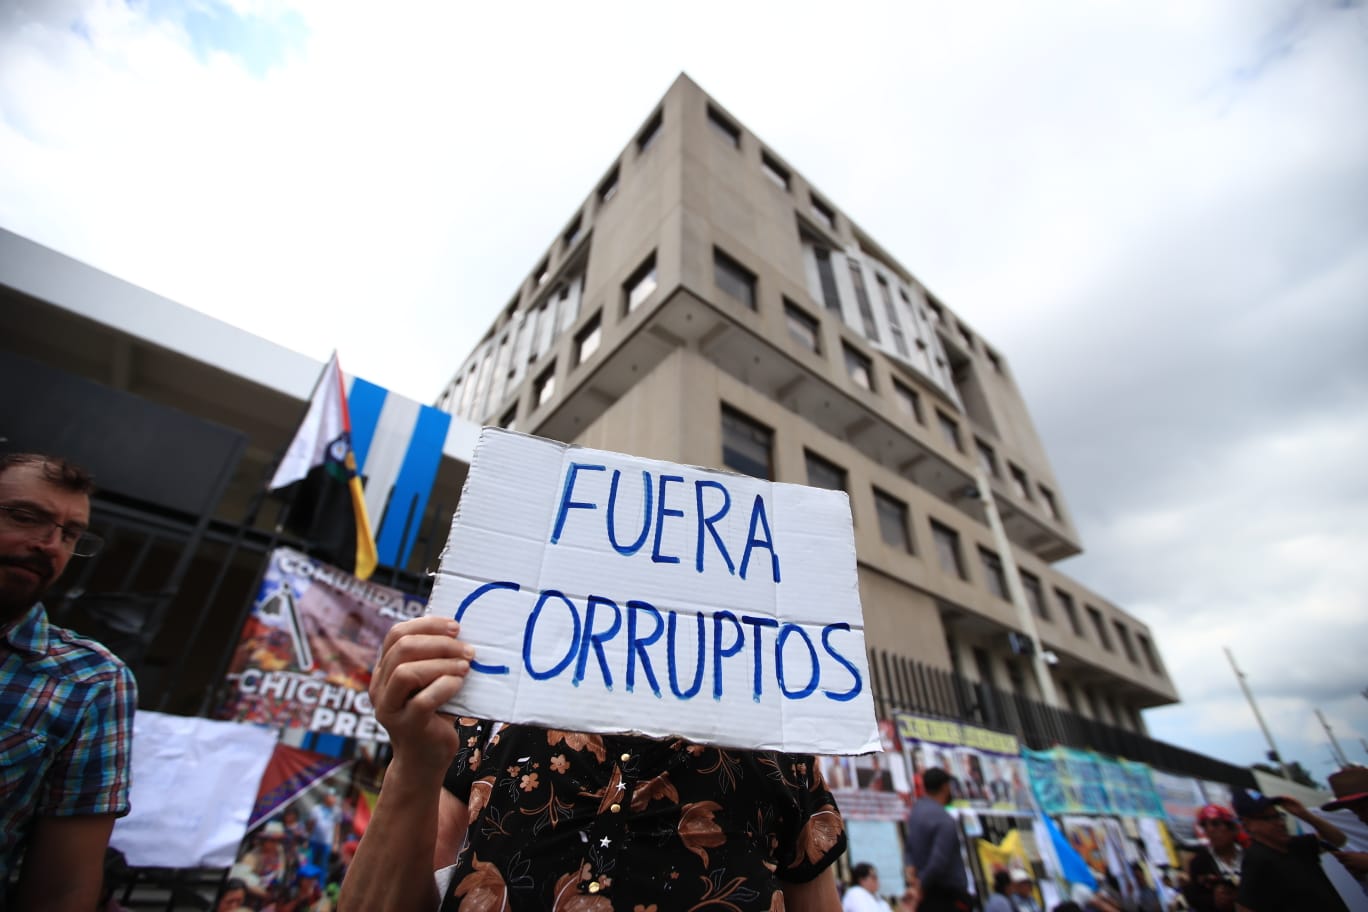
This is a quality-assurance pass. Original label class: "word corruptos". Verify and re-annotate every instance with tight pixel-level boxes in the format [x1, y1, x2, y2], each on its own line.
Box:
[455, 583, 863, 703]
[451, 461, 863, 704]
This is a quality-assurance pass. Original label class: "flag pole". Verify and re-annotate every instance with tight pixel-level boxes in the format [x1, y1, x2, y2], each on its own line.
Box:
[1316, 708, 1350, 768]
[1225, 646, 1290, 781]
[188, 354, 336, 715]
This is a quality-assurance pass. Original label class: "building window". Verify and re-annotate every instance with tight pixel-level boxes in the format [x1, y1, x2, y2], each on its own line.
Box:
[624, 253, 658, 313]
[804, 450, 847, 493]
[979, 547, 1008, 600]
[986, 349, 1004, 374]
[598, 166, 620, 205]
[975, 438, 999, 479]
[1061, 681, 1079, 714]
[575, 313, 601, 366]
[636, 109, 663, 153]
[847, 260, 880, 342]
[973, 647, 994, 688]
[1056, 589, 1083, 637]
[1114, 621, 1139, 664]
[1009, 463, 1031, 501]
[1039, 485, 1060, 520]
[498, 405, 517, 431]
[1137, 634, 1163, 674]
[937, 411, 962, 452]
[843, 343, 873, 391]
[874, 488, 912, 552]
[533, 363, 556, 408]
[1086, 606, 1113, 651]
[925, 297, 944, 324]
[813, 246, 841, 312]
[931, 520, 965, 580]
[761, 151, 790, 190]
[1006, 659, 1026, 694]
[784, 299, 820, 353]
[875, 275, 909, 358]
[707, 105, 740, 147]
[1082, 687, 1099, 720]
[721, 405, 773, 480]
[713, 247, 756, 310]
[811, 194, 836, 231]
[1020, 571, 1049, 620]
[534, 258, 549, 287]
[563, 214, 583, 249]
[893, 380, 923, 424]
[958, 324, 974, 352]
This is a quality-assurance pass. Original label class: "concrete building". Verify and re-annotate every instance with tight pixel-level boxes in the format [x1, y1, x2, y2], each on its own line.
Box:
[435, 74, 1178, 738]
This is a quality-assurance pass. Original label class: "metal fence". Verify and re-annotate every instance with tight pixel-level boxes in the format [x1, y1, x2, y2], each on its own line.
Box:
[869, 648, 1255, 788]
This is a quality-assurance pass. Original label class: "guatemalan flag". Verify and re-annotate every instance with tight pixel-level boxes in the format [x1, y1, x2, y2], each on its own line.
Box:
[269, 353, 379, 579]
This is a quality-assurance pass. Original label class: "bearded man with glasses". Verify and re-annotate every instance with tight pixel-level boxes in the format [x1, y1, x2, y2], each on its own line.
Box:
[0, 453, 136, 912]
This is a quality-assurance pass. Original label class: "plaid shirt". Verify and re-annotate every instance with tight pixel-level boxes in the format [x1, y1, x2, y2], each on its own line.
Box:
[1, 602, 137, 883]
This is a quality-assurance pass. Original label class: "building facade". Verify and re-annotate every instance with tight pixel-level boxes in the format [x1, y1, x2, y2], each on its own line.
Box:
[436, 74, 1179, 743]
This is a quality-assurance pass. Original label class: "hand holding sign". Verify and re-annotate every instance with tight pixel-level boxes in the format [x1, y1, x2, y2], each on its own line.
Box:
[369, 616, 476, 779]
[427, 429, 880, 755]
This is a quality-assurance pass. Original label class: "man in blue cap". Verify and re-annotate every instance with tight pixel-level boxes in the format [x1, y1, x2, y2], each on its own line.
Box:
[1232, 786, 1348, 912]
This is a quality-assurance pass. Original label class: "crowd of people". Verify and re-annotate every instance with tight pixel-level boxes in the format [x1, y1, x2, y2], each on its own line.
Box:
[4, 449, 1367, 912]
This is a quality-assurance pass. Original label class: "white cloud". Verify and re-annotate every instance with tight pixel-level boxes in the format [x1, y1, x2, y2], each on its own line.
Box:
[3, 0, 1367, 779]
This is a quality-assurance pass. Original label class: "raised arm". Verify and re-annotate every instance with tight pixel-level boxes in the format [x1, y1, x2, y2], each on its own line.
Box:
[338, 617, 475, 912]
[1281, 796, 1346, 848]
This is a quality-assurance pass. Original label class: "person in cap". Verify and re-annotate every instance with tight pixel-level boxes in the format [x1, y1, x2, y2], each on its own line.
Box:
[1008, 868, 1041, 912]
[1324, 767, 1368, 825]
[1184, 804, 1243, 912]
[273, 861, 330, 912]
[231, 821, 291, 904]
[1322, 767, 1368, 891]
[0, 453, 137, 912]
[1231, 786, 1348, 912]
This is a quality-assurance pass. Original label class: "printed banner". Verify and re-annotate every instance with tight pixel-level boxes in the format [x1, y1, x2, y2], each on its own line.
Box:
[1152, 769, 1209, 843]
[214, 547, 426, 740]
[895, 711, 1033, 814]
[1023, 746, 1164, 818]
[820, 719, 912, 821]
[228, 745, 385, 909]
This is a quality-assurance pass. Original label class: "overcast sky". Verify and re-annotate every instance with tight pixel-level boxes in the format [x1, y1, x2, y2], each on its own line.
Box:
[3, 0, 1366, 784]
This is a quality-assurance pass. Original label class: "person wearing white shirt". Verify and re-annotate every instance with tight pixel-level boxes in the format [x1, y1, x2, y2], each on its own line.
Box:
[844, 862, 894, 912]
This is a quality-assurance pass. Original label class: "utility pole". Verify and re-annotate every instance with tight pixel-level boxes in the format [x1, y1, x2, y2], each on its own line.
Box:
[1225, 647, 1290, 781]
[1316, 709, 1350, 768]
[976, 470, 1059, 708]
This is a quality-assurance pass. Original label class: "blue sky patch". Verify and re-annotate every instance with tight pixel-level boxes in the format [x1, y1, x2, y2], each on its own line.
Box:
[139, 0, 308, 78]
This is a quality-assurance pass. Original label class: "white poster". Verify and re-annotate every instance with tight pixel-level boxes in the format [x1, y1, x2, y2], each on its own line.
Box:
[111, 711, 276, 867]
[428, 428, 880, 754]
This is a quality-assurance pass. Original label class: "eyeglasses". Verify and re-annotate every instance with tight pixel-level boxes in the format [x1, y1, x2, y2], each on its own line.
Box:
[0, 505, 104, 557]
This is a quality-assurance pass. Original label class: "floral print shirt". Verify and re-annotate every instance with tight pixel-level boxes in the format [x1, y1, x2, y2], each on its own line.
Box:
[439, 720, 847, 912]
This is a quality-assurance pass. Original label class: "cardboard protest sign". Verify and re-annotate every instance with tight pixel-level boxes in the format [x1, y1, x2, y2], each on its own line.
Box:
[427, 428, 880, 754]
[214, 547, 426, 741]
